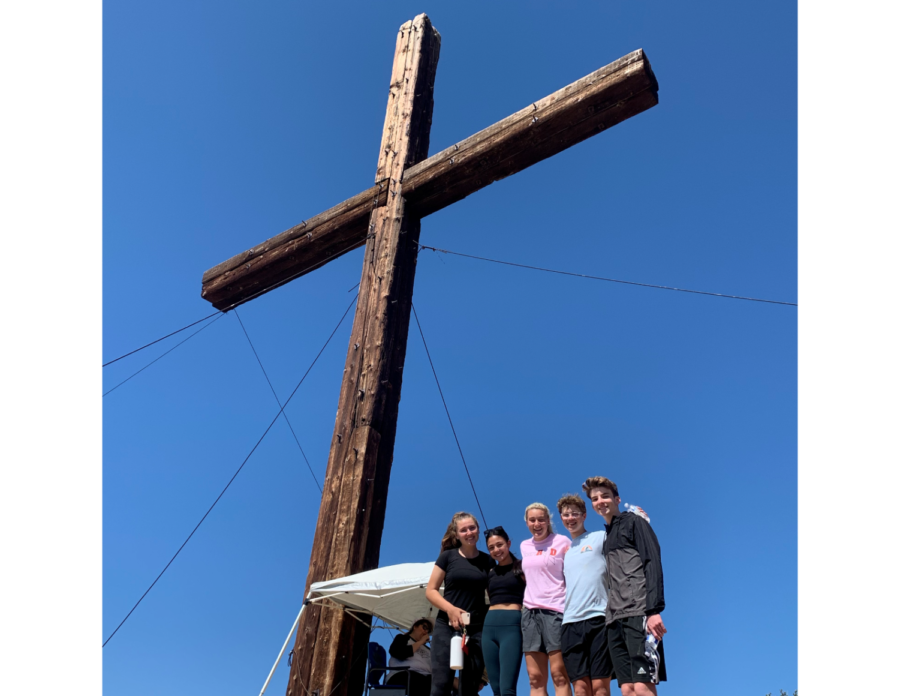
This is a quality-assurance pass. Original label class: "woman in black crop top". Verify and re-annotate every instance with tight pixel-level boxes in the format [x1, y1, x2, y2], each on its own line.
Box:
[426, 512, 494, 696]
[484, 526, 526, 696]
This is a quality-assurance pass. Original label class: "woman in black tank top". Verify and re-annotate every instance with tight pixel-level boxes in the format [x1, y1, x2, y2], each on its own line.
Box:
[484, 526, 526, 696]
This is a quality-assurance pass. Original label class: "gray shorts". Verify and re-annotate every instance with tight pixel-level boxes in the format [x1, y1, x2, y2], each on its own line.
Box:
[521, 608, 563, 654]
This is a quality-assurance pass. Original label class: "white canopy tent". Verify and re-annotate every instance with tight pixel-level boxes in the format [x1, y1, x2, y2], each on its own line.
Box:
[259, 562, 441, 696]
[309, 562, 440, 631]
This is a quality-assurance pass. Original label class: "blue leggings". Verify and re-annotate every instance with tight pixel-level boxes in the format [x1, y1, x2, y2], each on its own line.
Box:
[482, 610, 523, 696]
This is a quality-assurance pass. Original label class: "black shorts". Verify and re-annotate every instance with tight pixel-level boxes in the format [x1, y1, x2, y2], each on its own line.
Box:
[560, 616, 614, 681]
[607, 616, 667, 687]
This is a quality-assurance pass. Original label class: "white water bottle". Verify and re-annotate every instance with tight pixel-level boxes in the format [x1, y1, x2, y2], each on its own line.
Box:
[643, 632, 660, 684]
[625, 503, 650, 524]
[450, 634, 464, 670]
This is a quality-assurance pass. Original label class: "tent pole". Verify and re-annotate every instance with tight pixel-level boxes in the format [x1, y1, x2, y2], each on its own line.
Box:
[258, 598, 308, 696]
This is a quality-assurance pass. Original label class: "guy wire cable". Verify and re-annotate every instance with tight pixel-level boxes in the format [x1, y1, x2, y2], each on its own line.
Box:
[102, 293, 358, 647]
[103, 311, 222, 367]
[103, 313, 226, 397]
[104, 233, 375, 368]
[418, 244, 797, 307]
[410, 302, 488, 530]
[233, 308, 322, 493]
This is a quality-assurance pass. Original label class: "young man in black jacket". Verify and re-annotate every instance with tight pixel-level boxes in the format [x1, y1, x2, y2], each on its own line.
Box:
[583, 476, 667, 696]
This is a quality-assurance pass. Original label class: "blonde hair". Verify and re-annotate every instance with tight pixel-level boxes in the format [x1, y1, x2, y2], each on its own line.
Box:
[440, 511, 480, 551]
[523, 502, 554, 533]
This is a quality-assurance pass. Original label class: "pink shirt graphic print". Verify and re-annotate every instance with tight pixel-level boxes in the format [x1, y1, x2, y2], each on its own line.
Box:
[520, 533, 571, 612]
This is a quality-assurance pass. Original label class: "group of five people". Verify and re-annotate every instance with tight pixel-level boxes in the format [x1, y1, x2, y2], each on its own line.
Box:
[385, 476, 667, 696]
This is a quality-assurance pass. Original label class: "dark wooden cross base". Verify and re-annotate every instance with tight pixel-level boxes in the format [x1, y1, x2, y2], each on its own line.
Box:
[199, 14, 658, 696]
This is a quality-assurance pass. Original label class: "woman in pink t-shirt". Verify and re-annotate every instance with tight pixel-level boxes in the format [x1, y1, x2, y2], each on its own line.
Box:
[519, 502, 572, 696]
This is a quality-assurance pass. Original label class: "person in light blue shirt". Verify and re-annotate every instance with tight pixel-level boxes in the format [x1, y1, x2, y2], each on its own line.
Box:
[556, 494, 614, 696]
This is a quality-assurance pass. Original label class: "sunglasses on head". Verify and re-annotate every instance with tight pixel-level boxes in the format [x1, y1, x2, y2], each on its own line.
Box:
[484, 526, 507, 540]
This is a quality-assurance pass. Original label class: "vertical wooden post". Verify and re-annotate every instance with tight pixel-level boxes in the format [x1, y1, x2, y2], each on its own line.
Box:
[285, 15, 440, 696]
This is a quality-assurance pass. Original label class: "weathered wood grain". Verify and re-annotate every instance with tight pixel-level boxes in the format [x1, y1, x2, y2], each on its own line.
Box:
[403, 49, 658, 216]
[200, 49, 657, 310]
[201, 183, 388, 310]
[285, 15, 440, 696]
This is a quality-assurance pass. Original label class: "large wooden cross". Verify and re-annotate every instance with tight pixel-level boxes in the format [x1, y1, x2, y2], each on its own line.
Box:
[199, 14, 657, 696]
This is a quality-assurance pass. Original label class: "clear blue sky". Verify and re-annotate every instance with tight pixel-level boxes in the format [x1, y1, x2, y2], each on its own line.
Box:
[103, 2, 797, 696]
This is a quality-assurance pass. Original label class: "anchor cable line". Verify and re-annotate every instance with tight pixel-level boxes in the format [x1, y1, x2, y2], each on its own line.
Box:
[418, 244, 798, 307]
[104, 232, 375, 369]
[102, 294, 358, 648]
[411, 302, 488, 530]
[233, 308, 322, 493]
[103, 311, 223, 367]
[103, 313, 226, 397]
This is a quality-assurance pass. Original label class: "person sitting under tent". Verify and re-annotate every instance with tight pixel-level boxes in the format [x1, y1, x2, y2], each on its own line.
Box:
[387, 618, 435, 696]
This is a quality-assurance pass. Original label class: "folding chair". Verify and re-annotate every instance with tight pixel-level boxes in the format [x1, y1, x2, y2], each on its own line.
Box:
[365, 642, 409, 696]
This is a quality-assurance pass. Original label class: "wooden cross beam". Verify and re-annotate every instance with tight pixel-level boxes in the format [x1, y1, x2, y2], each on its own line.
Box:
[201, 44, 657, 310]
[198, 15, 657, 696]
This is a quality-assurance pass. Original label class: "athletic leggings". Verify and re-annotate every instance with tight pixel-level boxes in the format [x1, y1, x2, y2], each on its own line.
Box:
[482, 610, 523, 696]
[430, 619, 485, 696]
